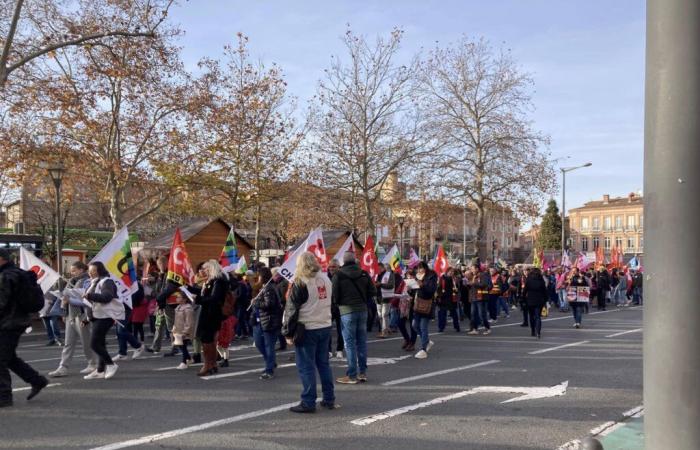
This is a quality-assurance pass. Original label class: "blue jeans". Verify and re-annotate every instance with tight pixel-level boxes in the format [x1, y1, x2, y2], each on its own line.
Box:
[497, 297, 510, 316]
[632, 288, 643, 305]
[412, 315, 430, 350]
[389, 306, 399, 330]
[42, 316, 62, 342]
[253, 325, 277, 374]
[437, 306, 460, 332]
[341, 310, 368, 378]
[571, 303, 583, 324]
[294, 326, 334, 408]
[487, 296, 498, 320]
[116, 312, 142, 356]
[470, 301, 490, 330]
[558, 289, 568, 309]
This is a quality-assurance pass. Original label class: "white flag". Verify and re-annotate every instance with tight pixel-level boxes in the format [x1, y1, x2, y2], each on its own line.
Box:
[276, 228, 328, 282]
[333, 233, 356, 266]
[381, 244, 399, 266]
[19, 247, 60, 293]
[90, 227, 138, 308]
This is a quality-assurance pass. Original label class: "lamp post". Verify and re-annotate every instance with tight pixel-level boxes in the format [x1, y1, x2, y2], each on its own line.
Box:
[396, 215, 405, 259]
[47, 164, 66, 277]
[561, 163, 592, 254]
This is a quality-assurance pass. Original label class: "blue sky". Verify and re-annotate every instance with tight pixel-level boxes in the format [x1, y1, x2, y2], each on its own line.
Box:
[169, 0, 645, 222]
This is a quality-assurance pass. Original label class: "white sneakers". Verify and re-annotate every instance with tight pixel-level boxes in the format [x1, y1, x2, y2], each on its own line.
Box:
[80, 365, 97, 374]
[83, 370, 105, 380]
[48, 366, 68, 378]
[104, 364, 119, 379]
[112, 354, 128, 362]
[132, 346, 145, 360]
[426, 341, 435, 352]
[176, 362, 189, 370]
[414, 350, 428, 359]
[334, 351, 344, 359]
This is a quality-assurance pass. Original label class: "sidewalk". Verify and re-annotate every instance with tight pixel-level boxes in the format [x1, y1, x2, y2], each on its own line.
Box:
[598, 416, 644, 450]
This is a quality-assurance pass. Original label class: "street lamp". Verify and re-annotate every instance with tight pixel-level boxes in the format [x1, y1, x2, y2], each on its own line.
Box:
[561, 162, 592, 255]
[396, 215, 405, 259]
[47, 163, 66, 276]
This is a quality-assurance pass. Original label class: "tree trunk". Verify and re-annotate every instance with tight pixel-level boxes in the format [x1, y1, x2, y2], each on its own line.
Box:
[254, 202, 261, 264]
[474, 202, 485, 261]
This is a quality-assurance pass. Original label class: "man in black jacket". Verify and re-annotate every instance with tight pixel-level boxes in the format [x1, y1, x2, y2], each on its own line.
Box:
[0, 249, 48, 407]
[332, 252, 376, 384]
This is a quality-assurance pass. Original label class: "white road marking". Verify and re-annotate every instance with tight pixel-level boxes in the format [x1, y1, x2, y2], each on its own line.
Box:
[528, 340, 589, 355]
[490, 306, 641, 330]
[382, 360, 500, 386]
[12, 383, 62, 392]
[556, 405, 644, 449]
[352, 380, 568, 425]
[89, 400, 318, 450]
[622, 405, 644, 418]
[606, 328, 642, 338]
[228, 344, 257, 351]
[201, 363, 296, 380]
[153, 350, 297, 371]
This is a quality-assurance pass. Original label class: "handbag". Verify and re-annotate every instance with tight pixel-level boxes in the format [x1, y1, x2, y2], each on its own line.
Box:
[292, 321, 306, 346]
[413, 295, 433, 315]
[541, 305, 549, 318]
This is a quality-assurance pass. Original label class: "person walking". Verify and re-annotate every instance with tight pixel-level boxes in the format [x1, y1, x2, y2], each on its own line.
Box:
[437, 268, 460, 332]
[523, 267, 548, 338]
[193, 260, 227, 377]
[171, 292, 195, 370]
[332, 252, 376, 384]
[374, 263, 395, 338]
[398, 269, 418, 352]
[595, 267, 611, 311]
[113, 282, 146, 362]
[40, 289, 63, 346]
[567, 267, 589, 328]
[283, 252, 337, 413]
[327, 260, 344, 359]
[48, 261, 97, 378]
[252, 267, 283, 380]
[146, 256, 179, 356]
[83, 262, 124, 380]
[0, 249, 49, 407]
[412, 261, 438, 359]
[631, 270, 643, 305]
[467, 263, 492, 335]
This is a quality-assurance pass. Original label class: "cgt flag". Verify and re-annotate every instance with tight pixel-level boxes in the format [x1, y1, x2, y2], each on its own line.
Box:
[275, 229, 328, 283]
[90, 227, 138, 307]
[19, 247, 61, 293]
[219, 228, 240, 273]
[167, 228, 195, 287]
[361, 236, 380, 280]
[333, 234, 357, 266]
[433, 244, 448, 277]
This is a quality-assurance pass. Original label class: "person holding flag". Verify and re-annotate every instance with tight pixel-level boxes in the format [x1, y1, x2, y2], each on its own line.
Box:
[145, 256, 180, 356]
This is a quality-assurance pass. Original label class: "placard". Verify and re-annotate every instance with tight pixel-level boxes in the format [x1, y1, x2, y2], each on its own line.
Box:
[566, 286, 590, 303]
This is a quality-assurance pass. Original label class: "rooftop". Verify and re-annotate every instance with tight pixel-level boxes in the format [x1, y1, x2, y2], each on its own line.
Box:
[569, 193, 643, 211]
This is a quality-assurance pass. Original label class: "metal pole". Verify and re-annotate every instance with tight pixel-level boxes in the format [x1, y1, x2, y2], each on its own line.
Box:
[54, 179, 62, 277]
[561, 169, 566, 254]
[645, 1, 700, 448]
[463, 198, 467, 263]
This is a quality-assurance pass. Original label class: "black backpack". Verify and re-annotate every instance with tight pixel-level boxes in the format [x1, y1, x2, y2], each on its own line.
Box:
[16, 269, 46, 313]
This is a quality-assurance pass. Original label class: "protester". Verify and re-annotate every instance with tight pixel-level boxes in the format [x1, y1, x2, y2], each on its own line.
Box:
[566, 267, 589, 328]
[398, 269, 418, 351]
[467, 263, 492, 335]
[216, 274, 237, 368]
[83, 261, 124, 380]
[0, 249, 49, 407]
[327, 260, 344, 359]
[192, 260, 228, 377]
[631, 270, 643, 305]
[130, 285, 148, 342]
[171, 291, 195, 370]
[271, 267, 289, 351]
[437, 267, 460, 333]
[374, 263, 395, 338]
[40, 289, 63, 346]
[49, 262, 97, 378]
[113, 282, 146, 361]
[252, 267, 283, 380]
[595, 266, 611, 311]
[332, 251, 376, 384]
[523, 267, 548, 339]
[487, 267, 501, 323]
[146, 256, 179, 356]
[235, 272, 252, 340]
[412, 261, 437, 359]
[282, 252, 337, 413]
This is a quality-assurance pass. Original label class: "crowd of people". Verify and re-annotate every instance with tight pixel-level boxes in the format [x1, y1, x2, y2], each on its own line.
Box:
[0, 246, 643, 411]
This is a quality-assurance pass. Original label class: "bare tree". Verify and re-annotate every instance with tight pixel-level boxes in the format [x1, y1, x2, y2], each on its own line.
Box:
[309, 27, 429, 237]
[0, 0, 173, 88]
[416, 38, 555, 258]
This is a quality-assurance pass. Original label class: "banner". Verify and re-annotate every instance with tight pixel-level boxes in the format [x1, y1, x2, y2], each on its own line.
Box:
[276, 229, 328, 283]
[360, 236, 380, 280]
[219, 228, 240, 273]
[577, 252, 596, 271]
[19, 247, 61, 293]
[333, 234, 356, 266]
[407, 248, 421, 269]
[433, 244, 448, 277]
[166, 228, 195, 287]
[90, 227, 138, 307]
[381, 244, 404, 274]
[566, 286, 590, 303]
[306, 228, 329, 272]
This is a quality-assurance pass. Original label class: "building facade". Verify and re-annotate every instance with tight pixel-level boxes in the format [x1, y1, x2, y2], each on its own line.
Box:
[567, 192, 644, 257]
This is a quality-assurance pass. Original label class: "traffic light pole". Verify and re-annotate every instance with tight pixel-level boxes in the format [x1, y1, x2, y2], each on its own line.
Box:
[645, 1, 700, 448]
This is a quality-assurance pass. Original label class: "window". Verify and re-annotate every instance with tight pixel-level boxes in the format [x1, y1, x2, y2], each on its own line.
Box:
[615, 216, 623, 230]
[593, 237, 600, 250]
[514, 233, 518, 243]
[639, 236, 644, 250]
[592, 217, 600, 231]
[581, 237, 589, 251]
[604, 216, 612, 231]
[581, 217, 589, 230]
[627, 215, 636, 230]
[639, 214, 644, 229]
[604, 237, 611, 250]
[507, 237, 512, 247]
[627, 237, 635, 250]
[615, 237, 623, 248]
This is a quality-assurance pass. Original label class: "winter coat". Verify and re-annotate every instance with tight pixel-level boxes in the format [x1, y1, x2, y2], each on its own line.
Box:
[172, 302, 195, 339]
[85, 277, 125, 321]
[254, 282, 283, 332]
[0, 262, 31, 331]
[331, 263, 376, 316]
[194, 275, 227, 337]
[523, 273, 548, 308]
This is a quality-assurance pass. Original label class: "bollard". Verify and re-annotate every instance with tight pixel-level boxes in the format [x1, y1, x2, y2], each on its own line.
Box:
[581, 437, 604, 450]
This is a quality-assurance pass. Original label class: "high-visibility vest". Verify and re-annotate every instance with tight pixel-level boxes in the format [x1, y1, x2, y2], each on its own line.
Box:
[489, 275, 502, 295]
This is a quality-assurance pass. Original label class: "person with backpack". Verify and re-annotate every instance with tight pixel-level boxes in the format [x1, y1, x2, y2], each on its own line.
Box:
[332, 251, 376, 384]
[0, 249, 49, 407]
[48, 261, 97, 378]
[251, 267, 283, 380]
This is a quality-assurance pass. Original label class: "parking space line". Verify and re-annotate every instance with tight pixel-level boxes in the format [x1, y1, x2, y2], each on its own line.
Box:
[606, 328, 642, 338]
[528, 340, 589, 355]
[382, 360, 500, 386]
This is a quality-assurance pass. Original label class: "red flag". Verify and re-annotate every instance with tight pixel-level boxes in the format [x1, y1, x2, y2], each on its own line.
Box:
[166, 228, 195, 286]
[360, 236, 380, 280]
[433, 244, 448, 277]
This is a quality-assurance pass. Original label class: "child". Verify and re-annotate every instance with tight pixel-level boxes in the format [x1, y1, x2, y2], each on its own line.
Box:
[171, 292, 195, 370]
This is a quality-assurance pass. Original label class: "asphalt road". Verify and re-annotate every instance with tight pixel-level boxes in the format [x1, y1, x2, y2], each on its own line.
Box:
[1, 306, 643, 450]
